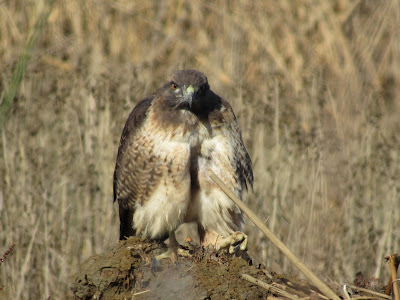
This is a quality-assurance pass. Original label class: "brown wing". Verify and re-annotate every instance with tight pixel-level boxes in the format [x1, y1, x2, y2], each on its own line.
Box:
[113, 96, 164, 239]
[218, 98, 253, 193]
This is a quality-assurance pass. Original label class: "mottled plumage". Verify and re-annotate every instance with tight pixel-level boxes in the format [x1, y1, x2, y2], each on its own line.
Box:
[113, 70, 253, 250]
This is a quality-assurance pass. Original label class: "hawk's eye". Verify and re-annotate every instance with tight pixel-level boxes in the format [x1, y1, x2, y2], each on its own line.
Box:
[171, 83, 178, 90]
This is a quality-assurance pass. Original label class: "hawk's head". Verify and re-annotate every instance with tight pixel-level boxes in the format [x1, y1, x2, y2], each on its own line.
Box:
[154, 70, 219, 116]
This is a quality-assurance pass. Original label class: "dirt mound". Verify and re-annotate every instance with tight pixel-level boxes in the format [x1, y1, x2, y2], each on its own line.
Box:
[71, 237, 341, 299]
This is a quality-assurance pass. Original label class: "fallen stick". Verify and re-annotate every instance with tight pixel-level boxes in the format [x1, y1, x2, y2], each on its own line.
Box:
[209, 171, 340, 300]
[242, 274, 299, 300]
[346, 284, 391, 299]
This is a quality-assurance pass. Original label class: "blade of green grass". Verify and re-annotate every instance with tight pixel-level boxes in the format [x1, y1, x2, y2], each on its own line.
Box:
[0, 0, 55, 130]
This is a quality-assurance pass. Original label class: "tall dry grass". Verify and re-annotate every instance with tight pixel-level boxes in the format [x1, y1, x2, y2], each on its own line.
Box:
[0, 0, 399, 298]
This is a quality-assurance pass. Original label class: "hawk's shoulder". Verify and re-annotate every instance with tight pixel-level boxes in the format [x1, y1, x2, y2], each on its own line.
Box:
[119, 96, 154, 146]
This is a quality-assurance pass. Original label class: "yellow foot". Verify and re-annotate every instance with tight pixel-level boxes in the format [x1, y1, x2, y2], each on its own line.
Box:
[216, 231, 248, 254]
[154, 230, 192, 262]
[155, 247, 191, 261]
[177, 247, 191, 257]
[155, 248, 176, 261]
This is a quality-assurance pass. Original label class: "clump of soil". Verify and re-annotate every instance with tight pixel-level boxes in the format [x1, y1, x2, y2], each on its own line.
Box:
[72, 237, 273, 299]
[71, 237, 386, 299]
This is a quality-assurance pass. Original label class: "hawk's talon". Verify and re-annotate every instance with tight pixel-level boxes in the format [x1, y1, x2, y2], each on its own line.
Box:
[155, 230, 192, 261]
[177, 248, 191, 257]
[154, 247, 191, 261]
[155, 248, 177, 261]
[216, 231, 248, 254]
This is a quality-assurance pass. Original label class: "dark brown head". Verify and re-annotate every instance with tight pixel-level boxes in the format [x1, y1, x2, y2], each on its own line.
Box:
[153, 70, 220, 116]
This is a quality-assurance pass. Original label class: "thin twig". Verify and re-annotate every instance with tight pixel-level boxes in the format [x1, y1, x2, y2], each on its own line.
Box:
[271, 282, 328, 300]
[209, 171, 340, 300]
[352, 297, 388, 300]
[242, 274, 299, 300]
[0, 242, 16, 267]
[133, 289, 150, 296]
[342, 284, 352, 300]
[346, 284, 391, 299]
[183, 264, 195, 276]
[271, 282, 310, 299]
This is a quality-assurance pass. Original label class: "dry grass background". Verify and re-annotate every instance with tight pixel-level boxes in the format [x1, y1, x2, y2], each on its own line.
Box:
[0, 0, 400, 298]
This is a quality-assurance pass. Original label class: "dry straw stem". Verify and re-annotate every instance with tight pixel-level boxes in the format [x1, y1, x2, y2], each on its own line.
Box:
[133, 289, 150, 296]
[346, 284, 391, 300]
[209, 171, 340, 300]
[271, 281, 321, 299]
[385, 255, 400, 296]
[342, 285, 352, 300]
[388, 255, 400, 300]
[242, 274, 299, 300]
[352, 298, 387, 300]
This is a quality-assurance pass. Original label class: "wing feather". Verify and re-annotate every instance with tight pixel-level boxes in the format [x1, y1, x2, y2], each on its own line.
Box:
[218, 98, 253, 193]
[113, 96, 165, 239]
[113, 96, 153, 201]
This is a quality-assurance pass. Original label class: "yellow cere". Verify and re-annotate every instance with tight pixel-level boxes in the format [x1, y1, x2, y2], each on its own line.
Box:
[186, 85, 194, 93]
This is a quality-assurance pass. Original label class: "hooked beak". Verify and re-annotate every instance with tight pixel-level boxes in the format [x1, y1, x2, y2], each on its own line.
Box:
[182, 85, 194, 108]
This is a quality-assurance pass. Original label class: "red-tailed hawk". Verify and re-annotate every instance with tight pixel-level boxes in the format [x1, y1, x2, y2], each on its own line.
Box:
[113, 70, 253, 257]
